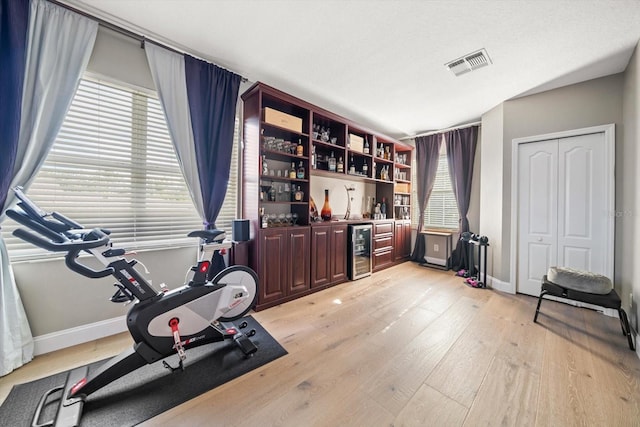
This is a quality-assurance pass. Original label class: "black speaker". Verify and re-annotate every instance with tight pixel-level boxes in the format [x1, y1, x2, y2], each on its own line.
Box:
[232, 219, 250, 241]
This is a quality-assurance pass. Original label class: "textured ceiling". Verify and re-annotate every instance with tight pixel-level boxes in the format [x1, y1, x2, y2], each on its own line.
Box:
[65, 0, 640, 139]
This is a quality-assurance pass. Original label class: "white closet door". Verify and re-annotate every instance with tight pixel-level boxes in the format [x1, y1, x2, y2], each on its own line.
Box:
[557, 132, 607, 274]
[517, 139, 558, 296]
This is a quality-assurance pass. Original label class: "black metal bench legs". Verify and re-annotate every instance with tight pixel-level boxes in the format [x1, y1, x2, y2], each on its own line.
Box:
[534, 281, 635, 351]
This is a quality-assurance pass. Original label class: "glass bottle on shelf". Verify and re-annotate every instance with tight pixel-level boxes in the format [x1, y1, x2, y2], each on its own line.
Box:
[294, 185, 304, 202]
[337, 156, 344, 173]
[260, 207, 267, 228]
[321, 189, 332, 221]
[290, 185, 297, 202]
[328, 151, 337, 172]
[268, 182, 276, 201]
[362, 160, 368, 176]
[311, 145, 317, 169]
[289, 162, 296, 179]
[297, 161, 305, 179]
[262, 155, 268, 175]
[349, 155, 355, 175]
[385, 146, 390, 160]
[364, 139, 370, 155]
[381, 197, 387, 219]
[296, 138, 304, 156]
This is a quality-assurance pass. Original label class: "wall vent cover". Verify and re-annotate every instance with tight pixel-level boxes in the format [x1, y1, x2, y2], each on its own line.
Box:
[445, 49, 492, 76]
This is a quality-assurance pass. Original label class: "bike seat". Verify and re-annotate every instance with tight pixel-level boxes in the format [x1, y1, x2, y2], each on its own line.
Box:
[188, 229, 226, 243]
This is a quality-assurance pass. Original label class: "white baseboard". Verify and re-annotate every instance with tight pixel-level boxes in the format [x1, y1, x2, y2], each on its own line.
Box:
[33, 316, 127, 356]
[424, 256, 447, 267]
[487, 275, 514, 294]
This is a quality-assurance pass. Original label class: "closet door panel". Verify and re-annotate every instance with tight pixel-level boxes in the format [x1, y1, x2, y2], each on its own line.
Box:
[517, 139, 558, 296]
[557, 132, 607, 275]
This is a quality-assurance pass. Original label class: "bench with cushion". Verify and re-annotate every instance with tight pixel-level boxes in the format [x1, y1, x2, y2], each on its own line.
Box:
[534, 267, 635, 351]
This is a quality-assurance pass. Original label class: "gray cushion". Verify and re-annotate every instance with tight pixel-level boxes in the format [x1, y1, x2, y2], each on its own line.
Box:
[547, 267, 612, 295]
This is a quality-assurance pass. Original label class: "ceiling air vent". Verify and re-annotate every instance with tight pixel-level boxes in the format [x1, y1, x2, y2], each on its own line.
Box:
[445, 49, 492, 76]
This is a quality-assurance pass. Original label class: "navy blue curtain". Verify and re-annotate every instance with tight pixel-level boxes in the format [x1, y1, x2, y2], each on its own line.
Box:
[411, 133, 443, 262]
[184, 55, 241, 229]
[0, 0, 29, 209]
[445, 126, 478, 233]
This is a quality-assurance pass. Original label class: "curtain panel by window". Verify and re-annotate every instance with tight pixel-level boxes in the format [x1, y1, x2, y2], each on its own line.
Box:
[0, 0, 97, 376]
[0, 0, 30, 378]
[411, 133, 443, 262]
[144, 44, 205, 222]
[445, 126, 479, 233]
[184, 56, 241, 230]
[444, 125, 479, 273]
[146, 46, 241, 231]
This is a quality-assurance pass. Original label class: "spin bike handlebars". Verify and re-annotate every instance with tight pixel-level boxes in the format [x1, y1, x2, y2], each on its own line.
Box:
[6, 187, 114, 278]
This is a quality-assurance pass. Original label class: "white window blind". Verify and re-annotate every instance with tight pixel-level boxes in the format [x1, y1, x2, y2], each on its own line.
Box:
[423, 143, 459, 230]
[3, 78, 239, 258]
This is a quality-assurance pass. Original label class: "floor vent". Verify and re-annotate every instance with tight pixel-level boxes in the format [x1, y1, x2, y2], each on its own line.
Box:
[445, 49, 492, 76]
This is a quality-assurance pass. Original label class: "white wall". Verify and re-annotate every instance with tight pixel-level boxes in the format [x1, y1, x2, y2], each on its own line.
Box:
[622, 41, 640, 330]
[479, 104, 504, 284]
[12, 246, 198, 337]
[479, 74, 624, 288]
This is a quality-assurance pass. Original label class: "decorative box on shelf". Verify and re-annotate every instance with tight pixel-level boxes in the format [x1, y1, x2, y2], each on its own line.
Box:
[264, 107, 303, 133]
[349, 134, 364, 153]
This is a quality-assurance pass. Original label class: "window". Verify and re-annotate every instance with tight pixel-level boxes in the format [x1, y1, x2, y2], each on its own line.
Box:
[423, 142, 459, 230]
[3, 78, 239, 258]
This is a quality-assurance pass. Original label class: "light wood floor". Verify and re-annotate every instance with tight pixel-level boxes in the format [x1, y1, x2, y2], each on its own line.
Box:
[2, 262, 640, 426]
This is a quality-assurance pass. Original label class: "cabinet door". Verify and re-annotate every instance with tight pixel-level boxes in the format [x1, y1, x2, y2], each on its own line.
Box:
[311, 226, 331, 288]
[288, 227, 310, 294]
[330, 224, 348, 284]
[394, 221, 404, 261]
[259, 229, 287, 304]
[403, 221, 412, 258]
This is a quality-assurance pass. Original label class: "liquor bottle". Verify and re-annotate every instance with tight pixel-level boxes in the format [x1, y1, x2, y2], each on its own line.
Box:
[381, 197, 387, 219]
[297, 161, 305, 179]
[294, 185, 304, 202]
[349, 155, 355, 175]
[337, 156, 344, 173]
[262, 155, 268, 175]
[268, 182, 276, 201]
[364, 139, 370, 155]
[291, 185, 297, 201]
[362, 161, 368, 176]
[385, 146, 390, 160]
[260, 207, 267, 228]
[311, 145, 317, 169]
[296, 138, 304, 156]
[328, 151, 337, 172]
[289, 162, 296, 179]
[321, 189, 332, 221]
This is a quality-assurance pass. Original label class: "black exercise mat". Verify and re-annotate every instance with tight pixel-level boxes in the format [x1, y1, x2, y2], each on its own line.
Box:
[0, 316, 286, 426]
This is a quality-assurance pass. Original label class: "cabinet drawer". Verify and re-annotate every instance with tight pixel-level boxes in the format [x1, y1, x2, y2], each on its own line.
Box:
[373, 235, 393, 251]
[374, 221, 393, 236]
[373, 249, 394, 270]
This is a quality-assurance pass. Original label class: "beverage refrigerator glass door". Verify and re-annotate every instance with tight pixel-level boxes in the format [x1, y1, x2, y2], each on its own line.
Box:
[348, 224, 372, 280]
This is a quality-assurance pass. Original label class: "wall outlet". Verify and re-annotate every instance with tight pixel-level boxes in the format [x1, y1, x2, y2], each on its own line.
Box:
[434, 244, 439, 252]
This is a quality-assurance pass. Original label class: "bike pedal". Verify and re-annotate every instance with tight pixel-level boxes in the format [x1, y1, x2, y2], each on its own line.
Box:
[234, 334, 257, 356]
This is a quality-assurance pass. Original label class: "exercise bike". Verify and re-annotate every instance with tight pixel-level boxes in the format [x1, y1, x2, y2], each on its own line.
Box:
[6, 187, 259, 427]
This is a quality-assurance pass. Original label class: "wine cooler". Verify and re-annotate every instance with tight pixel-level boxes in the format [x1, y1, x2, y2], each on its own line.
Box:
[348, 224, 372, 280]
